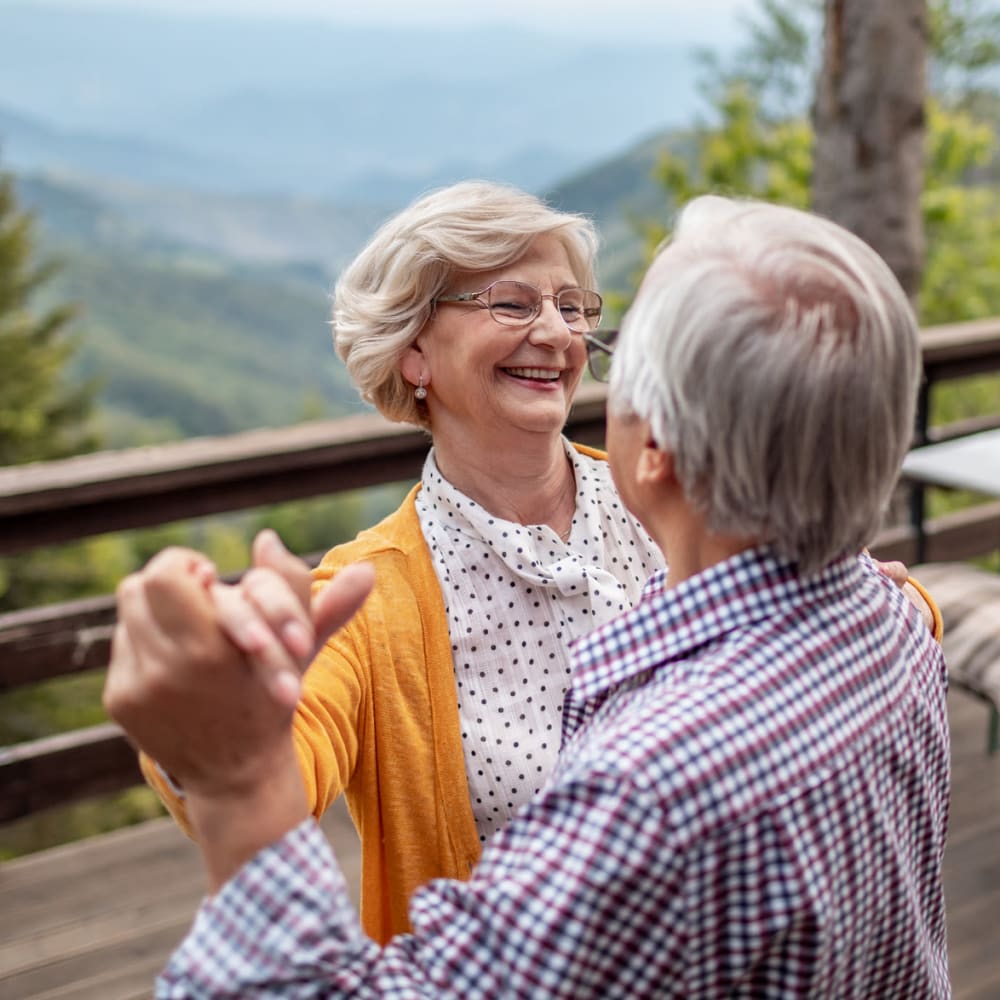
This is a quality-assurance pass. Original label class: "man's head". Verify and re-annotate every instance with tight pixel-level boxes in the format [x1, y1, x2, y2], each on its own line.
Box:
[608, 195, 921, 574]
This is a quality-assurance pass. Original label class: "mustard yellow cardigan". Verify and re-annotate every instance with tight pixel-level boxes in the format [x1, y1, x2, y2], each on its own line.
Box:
[142, 480, 484, 943]
[141, 451, 943, 945]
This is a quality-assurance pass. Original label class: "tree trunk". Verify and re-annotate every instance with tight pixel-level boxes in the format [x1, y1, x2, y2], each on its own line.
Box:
[812, 0, 927, 301]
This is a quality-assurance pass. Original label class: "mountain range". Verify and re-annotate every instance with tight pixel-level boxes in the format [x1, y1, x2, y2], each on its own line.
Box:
[1, 3, 702, 445]
[0, 3, 708, 200]
[12, 121, 680, 445]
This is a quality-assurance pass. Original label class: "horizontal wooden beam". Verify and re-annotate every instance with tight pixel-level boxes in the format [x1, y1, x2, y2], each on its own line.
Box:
[0, 384, 610, 556]
[0, 559, 322, 692]
[0, 723, 140, 824]
[921, 317, 1000, 380]
[0, 594, 116, 692]
[869, 499, 1000, 564]
[0, 414, 426, 556]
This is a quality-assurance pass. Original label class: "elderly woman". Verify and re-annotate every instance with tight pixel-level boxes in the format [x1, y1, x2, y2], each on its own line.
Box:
[144, 181, 666, 940]
[141, 180, 938, 944]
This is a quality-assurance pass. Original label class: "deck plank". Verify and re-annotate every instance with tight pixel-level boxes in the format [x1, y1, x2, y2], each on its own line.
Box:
[1, 691, 998, 999]
[0, 800, 359, 1000]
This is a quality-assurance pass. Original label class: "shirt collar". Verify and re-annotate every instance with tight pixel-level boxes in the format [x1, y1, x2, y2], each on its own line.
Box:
[569, 546, 866, 707]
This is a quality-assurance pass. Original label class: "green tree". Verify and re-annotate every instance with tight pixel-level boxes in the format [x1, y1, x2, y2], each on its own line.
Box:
[648, 0, 1000, 326]
[929, 0, 1000, 114]
[643, 0, 1000, 535]
[0, 161, 104, 611]
[0, 165, 97, 466]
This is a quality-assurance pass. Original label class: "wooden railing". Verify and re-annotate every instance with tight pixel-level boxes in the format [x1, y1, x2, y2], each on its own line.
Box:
[3, 318, 1000, 828]
[0, 387, 607, 826]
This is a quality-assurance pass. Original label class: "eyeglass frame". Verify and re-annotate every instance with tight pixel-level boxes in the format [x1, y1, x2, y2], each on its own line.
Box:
[582, 328, 618, 383]
[433, 279, 603, 333]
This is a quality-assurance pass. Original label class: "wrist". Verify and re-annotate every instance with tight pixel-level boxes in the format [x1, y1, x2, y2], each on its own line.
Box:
[186, 739, 308, 891]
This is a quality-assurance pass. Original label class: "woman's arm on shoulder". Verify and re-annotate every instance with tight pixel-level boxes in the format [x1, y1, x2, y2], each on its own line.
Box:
[869, 553, 943, 642]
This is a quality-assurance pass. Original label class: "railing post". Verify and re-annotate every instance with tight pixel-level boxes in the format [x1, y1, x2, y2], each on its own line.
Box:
[910, 375, 931, 564]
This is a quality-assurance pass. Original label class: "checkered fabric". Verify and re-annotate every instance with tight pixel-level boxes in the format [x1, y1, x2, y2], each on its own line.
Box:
[159, 549, 950, 999]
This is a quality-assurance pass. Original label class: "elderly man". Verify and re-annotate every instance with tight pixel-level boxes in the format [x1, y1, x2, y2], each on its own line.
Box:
[105, 196, 949, 998]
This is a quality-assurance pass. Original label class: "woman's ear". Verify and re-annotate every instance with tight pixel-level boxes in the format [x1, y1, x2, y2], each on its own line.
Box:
[399, 343, 425, 388]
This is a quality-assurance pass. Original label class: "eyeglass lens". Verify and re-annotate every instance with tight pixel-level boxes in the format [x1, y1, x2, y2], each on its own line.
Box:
[585, 329, 618, 383]
[486, 281, 602, 332]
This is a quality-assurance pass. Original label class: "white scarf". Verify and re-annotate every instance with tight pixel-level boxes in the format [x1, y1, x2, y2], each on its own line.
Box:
[415, 439, 665, 842]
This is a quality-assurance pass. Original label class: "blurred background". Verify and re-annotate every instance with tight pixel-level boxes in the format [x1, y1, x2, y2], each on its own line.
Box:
[2, 0, 999, 857]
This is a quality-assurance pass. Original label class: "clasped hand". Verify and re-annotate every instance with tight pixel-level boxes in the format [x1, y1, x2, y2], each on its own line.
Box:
[103, 530, 373, 802]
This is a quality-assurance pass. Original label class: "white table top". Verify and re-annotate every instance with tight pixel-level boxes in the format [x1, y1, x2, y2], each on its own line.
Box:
[901, 428, 1000, 497]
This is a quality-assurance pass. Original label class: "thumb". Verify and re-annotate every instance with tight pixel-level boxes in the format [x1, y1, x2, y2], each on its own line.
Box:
[252, 528, 313, 611]
[310, 563, 375, 648]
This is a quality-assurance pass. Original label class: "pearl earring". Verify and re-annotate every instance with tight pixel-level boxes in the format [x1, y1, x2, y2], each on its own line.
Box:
[414, 375, 428, 400]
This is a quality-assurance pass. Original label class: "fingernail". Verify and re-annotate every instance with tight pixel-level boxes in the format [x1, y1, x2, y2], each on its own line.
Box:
[281, 620, 313, 659]
[242, 620, 271, 652]
[191, 558, 217, 587]
[271, 671, 301, 707]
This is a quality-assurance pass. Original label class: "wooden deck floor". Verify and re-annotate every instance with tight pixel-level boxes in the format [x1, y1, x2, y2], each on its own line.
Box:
[2, 688, 999, 999]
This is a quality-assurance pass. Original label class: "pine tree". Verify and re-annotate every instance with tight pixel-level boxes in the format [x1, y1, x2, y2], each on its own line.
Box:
[0, 163, 97, 466]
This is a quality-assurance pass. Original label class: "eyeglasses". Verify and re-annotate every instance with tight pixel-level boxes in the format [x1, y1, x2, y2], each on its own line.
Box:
[434, 280, 603, 333]
[583, 328, 618, 383]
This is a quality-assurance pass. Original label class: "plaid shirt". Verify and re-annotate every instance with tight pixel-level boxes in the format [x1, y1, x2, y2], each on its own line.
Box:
[159, 548, 950, 999]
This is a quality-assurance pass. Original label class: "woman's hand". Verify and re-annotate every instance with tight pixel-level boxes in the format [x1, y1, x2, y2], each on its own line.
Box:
[104, 539, 373, 792]
[211, 529, 372, 706]
[870, 554, 936, 632]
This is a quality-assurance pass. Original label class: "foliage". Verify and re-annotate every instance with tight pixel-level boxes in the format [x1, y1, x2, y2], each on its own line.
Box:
[650, 84, 813, 247]
[0, 162, 106, 619]
[693, 0, 822, 125]
[0, 783, 166, 861]
[920, 99, 1000, 325]
[0, 534, 136, 612]
[929, 0, 1000, 112]
[0, 165, 97, 465]
[642, 0, 1000, 532]
[647, 0, 1000, 331]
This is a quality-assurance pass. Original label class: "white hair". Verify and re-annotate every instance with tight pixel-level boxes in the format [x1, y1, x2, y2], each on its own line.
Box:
[333, 180, 599, 428]
[610, 195, 922, 574]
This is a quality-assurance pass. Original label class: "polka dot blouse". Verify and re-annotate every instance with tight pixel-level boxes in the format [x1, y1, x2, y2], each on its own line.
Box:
[415, 439, 665, 843]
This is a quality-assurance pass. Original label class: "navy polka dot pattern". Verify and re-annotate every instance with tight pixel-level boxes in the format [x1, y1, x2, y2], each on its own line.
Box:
[415, 439, 665, 842]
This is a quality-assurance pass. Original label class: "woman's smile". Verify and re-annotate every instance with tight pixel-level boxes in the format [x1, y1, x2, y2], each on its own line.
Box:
[501, 365, 565, 385]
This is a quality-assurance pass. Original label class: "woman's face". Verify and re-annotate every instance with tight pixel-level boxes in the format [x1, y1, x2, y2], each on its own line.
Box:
[402, 233, 590, 454]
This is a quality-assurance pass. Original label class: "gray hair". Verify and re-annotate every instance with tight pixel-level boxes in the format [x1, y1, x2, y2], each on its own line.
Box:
[332, 180, 600, 428]
[609, 195, 921, 574]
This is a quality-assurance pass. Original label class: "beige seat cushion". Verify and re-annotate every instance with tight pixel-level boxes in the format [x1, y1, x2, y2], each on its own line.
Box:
[913, 562, 1000, 705]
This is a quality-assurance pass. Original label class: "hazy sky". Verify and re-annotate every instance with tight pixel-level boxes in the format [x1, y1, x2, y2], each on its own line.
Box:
[16, 0, 762, 44]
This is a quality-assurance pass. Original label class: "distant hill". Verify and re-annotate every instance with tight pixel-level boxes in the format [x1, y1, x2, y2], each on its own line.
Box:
[41, 244, 364, 444]
[0, 104, 235, 192]
[18, 172, 395, 271]
[13, 119, 688, 444]
[16, 174, 369, 444]
[545, 129, 697, 297]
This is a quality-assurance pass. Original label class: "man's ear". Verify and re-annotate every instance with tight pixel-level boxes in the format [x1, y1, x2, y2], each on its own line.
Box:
[636, 437, 673, 486]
